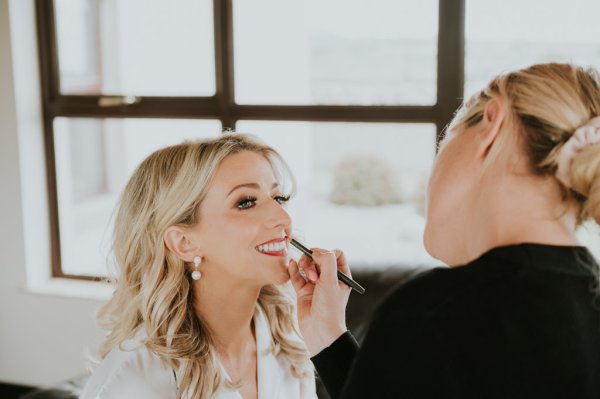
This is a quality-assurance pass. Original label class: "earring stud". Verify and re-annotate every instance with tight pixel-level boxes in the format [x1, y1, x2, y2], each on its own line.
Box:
[191, 256, 202, 280]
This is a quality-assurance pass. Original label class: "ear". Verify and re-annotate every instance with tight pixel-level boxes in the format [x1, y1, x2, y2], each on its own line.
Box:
[478, 97, 505, 159]
[163, 225, 201, 263]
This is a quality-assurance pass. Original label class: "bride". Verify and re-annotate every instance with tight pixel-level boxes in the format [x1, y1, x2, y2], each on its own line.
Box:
[80, 133, 317, 399]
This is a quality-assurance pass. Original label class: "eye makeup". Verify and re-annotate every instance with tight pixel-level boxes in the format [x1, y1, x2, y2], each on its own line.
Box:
[274, 195, 291, 205]
[235, 196, 257, 209]
[235, 194, 291, 210]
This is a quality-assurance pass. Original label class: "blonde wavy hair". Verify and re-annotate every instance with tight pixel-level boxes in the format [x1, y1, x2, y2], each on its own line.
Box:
[97, 133, 313, 398]
[448, 63, 600, 226]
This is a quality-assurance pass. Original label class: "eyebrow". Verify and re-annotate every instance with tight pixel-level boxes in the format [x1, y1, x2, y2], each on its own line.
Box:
[227, 182, 280, 197]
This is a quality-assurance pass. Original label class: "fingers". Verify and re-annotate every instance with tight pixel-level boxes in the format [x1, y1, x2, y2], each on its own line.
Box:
[306, 269, 319, 283]
[311, 248, 338, 285]
[334, 248, 351, 278]
[298, 254, 318, 283]
[311, 248, 352, 279]
[288, 259, 307, 293]
[291, 254, 319, 284]
[292, 248, 352, 286]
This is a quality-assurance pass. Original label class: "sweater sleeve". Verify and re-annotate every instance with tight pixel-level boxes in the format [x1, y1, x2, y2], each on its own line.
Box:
[311, 331, 359, 399]
[313, 286, 451, 398]
[336, 303, 449, 398]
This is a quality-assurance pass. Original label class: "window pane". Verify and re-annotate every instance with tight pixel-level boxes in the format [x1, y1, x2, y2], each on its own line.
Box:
[54, 0, 215, 96]
[53, 118, 221, 276]
[236, 121, 438, 268]
[234, 0, 438, 105]
[465, 0, 600, 97]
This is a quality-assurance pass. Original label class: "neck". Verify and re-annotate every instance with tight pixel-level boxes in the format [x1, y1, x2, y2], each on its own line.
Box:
[453, 172, 579, 266]
[192, 271, 261, 358]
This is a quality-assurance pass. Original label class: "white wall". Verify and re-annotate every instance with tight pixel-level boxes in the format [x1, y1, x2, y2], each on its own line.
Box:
[0, 0, 106, 387]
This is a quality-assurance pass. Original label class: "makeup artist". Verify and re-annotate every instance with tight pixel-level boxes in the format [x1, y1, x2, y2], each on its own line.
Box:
[288, 63, 600, 398]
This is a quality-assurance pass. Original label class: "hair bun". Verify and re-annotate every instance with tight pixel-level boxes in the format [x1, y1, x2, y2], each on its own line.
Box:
[571, 142, 600, 224]
[555, 118, 600, 191]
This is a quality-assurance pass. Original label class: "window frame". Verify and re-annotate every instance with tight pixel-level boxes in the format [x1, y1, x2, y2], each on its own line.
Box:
[35, 0, 465, 280]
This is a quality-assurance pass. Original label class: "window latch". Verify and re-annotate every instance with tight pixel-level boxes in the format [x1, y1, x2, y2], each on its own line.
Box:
[98, 96, 141, 107]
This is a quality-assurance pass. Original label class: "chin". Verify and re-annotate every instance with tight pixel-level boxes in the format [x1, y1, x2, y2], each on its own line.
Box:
[424, 234, 459, 267]
[272, 269, 291, 285]
[258, 259, 291, 286]
[423, 224, 445, 263]
[423, 223, 434, 255]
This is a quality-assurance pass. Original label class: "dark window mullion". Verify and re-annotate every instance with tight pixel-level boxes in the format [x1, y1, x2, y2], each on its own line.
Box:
[233, 104, 438, 124]
[219, 1, 442, 127]
[35, 0, 60, 103]
[436, 0, 465, 144]
[36, 0, 63, 279]
[49, 96, 221, 119]
[214, 0, 235, 128]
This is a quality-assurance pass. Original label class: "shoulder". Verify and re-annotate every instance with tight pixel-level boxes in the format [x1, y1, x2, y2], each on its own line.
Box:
[374, 258, 506, 327]
[376, 267, 458, 318]
[80, 335, 176, 399]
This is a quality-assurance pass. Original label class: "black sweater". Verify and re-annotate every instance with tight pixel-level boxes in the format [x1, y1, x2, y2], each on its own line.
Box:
[312, 243, 600, 399]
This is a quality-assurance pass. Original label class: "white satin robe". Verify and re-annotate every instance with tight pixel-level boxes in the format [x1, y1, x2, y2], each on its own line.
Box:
[80, 306, 317, 399]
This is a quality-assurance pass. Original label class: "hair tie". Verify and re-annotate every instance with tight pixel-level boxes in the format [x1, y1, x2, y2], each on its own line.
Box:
[555, 116, 600, 190]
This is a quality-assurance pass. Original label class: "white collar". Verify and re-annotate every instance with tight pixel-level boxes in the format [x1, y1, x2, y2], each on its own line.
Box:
[255, 304, 285, 399]
[215, 305, 286, 399]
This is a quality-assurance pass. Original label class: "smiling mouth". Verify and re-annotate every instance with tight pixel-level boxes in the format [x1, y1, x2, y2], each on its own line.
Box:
[255, 238, 288, 257]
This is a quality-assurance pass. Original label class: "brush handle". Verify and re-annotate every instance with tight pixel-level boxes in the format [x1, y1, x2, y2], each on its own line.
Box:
[290, 238, 365, 295]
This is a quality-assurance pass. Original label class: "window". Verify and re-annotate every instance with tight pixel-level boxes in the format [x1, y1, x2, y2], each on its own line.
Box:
[37, 0, 464, 279]
[233, 0, 438, 105]
[53, 118, 221, 277]
[54, 0, 215, 96]
[37, 0, 600, 279]
[237, 121, 437, 266]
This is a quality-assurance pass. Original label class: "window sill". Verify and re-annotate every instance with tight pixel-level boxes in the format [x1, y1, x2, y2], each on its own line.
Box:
[24, 278, 113, 301]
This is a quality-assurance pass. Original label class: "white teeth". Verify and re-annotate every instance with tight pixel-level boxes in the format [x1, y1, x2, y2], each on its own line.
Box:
[257, 241, 286, 253]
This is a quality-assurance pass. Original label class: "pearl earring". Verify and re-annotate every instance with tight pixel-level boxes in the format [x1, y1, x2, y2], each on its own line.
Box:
[191, 256, 202, 280]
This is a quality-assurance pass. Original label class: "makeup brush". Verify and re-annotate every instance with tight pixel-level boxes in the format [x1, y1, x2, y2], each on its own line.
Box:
[290, 238, 365, 295]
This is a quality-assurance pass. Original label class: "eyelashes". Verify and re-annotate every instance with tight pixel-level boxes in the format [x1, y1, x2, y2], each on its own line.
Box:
[235, 195, 291, 210]
[274, 195, 291, 205]
[236, 196, 257, 209]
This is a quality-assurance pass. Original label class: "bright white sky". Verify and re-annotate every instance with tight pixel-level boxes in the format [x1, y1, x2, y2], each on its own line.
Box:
[309, 0, 438, 39]
[307, 0, 600, 43]
[466, 0, 600, 43]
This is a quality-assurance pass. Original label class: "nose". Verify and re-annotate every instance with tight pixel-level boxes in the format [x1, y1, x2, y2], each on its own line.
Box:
[263, 198, 292, 231]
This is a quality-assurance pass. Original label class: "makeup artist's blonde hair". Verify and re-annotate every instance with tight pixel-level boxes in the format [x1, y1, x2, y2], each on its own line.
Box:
[97, 134, 312, 399]
[448, 63, 600, 226]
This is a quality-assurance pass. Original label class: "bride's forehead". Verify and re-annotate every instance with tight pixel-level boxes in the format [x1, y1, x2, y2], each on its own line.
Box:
[218, 152, 273, 175]
[210, 152, 277, 188]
